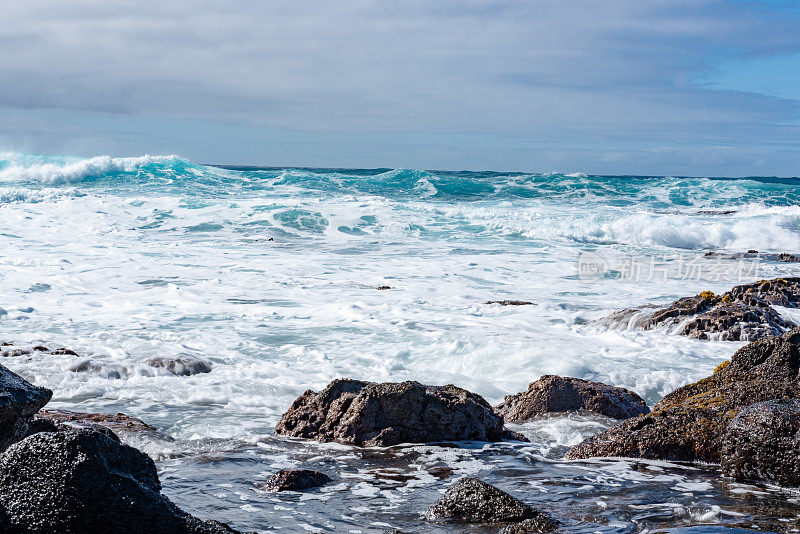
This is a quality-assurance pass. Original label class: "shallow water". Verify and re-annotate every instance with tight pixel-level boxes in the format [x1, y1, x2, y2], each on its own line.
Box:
[1, 152, 800, 532]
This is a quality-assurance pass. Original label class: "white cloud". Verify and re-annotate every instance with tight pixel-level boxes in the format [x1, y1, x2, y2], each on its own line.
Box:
[1, 0, 799, 173]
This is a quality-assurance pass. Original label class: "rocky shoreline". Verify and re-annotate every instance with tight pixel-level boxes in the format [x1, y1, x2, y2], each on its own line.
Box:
[600, 277, 800, 341]
[2, 276, 800, 532]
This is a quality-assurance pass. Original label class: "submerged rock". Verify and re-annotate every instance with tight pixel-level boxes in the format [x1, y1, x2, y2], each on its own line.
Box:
[600, 277, 800, 341]
[0, 344, 79, 357]
[486, 300, 534, 306]
[0, 428, 239, 533]
[35, 409, 174, 442]
[721, 399, 800, 487]
[51, 347, 79, 356]
[567, 328, 800, 463]
[68, 359, 125, 379]
[0, 363, 52, 452]
[275, 379, 523, 446]
[426, 478, 556, 530]
[497, 375, 649, 422]
[0, 349, 31, 358]
[262, 469, 331, 492]
[146, 356, 212, 376]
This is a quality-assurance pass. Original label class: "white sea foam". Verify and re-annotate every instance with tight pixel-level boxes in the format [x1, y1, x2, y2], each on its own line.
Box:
[1, 155, 798, 531]
[0, 188, 762, 444]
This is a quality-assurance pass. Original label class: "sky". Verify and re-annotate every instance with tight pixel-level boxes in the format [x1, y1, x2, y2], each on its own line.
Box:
[1, 0, 799, 176]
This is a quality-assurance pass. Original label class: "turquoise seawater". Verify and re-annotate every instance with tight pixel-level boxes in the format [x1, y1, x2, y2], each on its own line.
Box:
[0, 152, 798, 532]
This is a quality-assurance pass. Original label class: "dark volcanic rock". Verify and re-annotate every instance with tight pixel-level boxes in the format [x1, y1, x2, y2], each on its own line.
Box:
[600, 277, 800, 341]
[697, 210, 738, 215]
[779, 253, 800, 262]
[682, 302, 793, 341]
[486, 300, 534, 306]
[275, 379, 522, 446]
[0, 428, 238, 533]
[262, 469, 331, 492]
[501, 518, 561, 534]
[0, 345, 78, 357]
[146, 356, 212, 376]
[0, 349, 31, 358]
[721, 399, 800, 487]
[68, 359, 124, 379]
[567, 328, 800, 463]
[426, 478, 556, 530]
[51, 347, 78, 356]
[496, 375, 649, 422]
[0, 363, 52, 452]
[35, 409, 174, 442]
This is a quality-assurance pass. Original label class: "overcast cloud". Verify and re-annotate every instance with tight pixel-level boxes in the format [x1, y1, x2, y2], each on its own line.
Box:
[1, 0, 799, 175]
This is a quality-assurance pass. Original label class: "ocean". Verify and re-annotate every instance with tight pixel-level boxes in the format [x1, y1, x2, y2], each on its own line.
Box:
[1, 151, 799, 532]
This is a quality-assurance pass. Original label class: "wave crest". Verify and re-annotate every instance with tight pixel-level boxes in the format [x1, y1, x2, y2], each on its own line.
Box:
[0, 152, 194, 184]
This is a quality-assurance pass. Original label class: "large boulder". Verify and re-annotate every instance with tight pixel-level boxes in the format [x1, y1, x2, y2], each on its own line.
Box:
[0, 428, 241, 534]
[721, 399, 800, 487]
[567, 328, 800, 462]
[497, 375, 649, 422]
[0, 363, 52, 452]
[275, 379, 523, 446]
[600, 277, 800, 341]
[426, 478, 556, 531]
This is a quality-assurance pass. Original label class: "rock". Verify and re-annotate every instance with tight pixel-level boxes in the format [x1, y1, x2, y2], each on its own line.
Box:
[35, 409, 173, 441]
[600, 277, 800, 341]
[376, 286, 391, 290]
[725, 277, 800, 308]
[721, 399, 800, 487]
[0, 363, 52, 452]
[501, 518, 561, 534]
[51, 347, 78, 356]
[275, 379, 522, 446]
[262, 469, 331, 492]
[779, 253, 800, 262]
[567, 328, 800, 463]
[501, 429, 530, 441]
[146, 356, 212, 376]
[24, 416, 59, 437]
[0, 428, 239, 533]
[1, 349, 31, 358]
[425, 478, 556, 530]
[68, 359, 124, 379]
[496, 375, 649, 422]
[0, 345, 78, 357]
[682, 302, 793, 341]
[486, 300, 534, 306]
